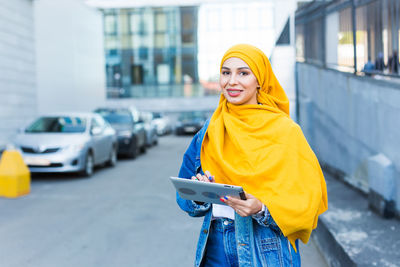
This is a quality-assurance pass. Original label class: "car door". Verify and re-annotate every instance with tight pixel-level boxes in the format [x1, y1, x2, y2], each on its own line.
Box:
[90, 116, 107, 164]
[129, 107, 146, 147]
[97, 115, 115, 161]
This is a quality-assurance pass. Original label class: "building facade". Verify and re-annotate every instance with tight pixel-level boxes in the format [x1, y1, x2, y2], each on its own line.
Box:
[103, 6, 199, 98]
[101, 0, 298, 101]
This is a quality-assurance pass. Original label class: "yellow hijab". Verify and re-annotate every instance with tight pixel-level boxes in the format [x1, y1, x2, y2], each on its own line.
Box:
[200, 44, 328, 249]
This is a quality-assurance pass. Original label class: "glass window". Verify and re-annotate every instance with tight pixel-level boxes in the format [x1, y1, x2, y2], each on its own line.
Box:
[325, 12, 339, 67]
[386, 0, 400, 74]
[131, 34, 141, 49]
[25, 117, 87, 133]
[105, 36, 118, 50]
[305, 17, 323, 64]
[130, 13, 142, 33]
[296, 24, 305, 62]
[356, 5, 368, 72]
[95, 109, 133, 124]
[155, 33, 166, 48]
[104, 15, 117, 35]
[155, 13, 167, 32]
[182, 11, 194, 31]
[120, 13, 129, 35]
[182, 32, 194, 45]
[338, 8, 354, 69]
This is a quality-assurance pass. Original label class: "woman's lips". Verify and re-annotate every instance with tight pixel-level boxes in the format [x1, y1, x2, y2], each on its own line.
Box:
[227, 89, 242, 97]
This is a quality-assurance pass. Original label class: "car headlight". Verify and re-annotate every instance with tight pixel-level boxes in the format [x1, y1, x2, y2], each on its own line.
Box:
[118, 130, 132, 138]
[65, 143, 85, 153]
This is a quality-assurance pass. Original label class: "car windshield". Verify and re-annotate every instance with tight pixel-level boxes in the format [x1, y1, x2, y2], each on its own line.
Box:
[96, 109, 133, 124]
[179, 111, 205, 121]
[152, 112, 162, 119]
[25, 116, 87, 133]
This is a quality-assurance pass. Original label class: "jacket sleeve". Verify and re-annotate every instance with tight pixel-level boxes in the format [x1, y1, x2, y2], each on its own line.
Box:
[176, 131, 211, 217]
[252, 205, 281, 233]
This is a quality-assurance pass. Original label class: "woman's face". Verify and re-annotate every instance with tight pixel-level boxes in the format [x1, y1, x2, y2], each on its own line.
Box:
[220, 57, 259, 105]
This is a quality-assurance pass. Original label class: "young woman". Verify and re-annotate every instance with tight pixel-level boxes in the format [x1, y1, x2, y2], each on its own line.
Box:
[176, 44, 328, 267]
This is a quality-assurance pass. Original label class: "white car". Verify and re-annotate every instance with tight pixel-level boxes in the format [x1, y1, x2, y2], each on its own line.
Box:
[152, 112, 172, 136]
[13, 113, 118, 177]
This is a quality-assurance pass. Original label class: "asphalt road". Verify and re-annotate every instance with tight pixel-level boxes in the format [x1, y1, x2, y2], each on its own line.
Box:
[0, 135, 327, 267]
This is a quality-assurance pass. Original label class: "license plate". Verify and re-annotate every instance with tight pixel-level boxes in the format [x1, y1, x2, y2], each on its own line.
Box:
[24, 157, 51, 166]
[184, 126, 196, 132]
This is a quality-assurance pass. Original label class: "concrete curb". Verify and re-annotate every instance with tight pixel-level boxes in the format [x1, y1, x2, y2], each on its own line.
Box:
[312, 218, 356, 267]
[313, 170, 400, 267]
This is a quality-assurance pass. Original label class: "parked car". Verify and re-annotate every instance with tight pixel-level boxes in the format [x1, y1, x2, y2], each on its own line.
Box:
[94, 106, 147, 158]
[152, 112, 172, 136]
[140, 111, 158, 147]
[175, 111, 208, 135]
[13, 113, 118, 177]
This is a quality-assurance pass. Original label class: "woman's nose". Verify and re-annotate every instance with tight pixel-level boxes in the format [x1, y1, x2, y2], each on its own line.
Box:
[228, 74, 238, 85]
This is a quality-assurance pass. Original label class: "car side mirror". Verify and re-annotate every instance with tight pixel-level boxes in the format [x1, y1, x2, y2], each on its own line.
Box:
[91, 126, 102, 135]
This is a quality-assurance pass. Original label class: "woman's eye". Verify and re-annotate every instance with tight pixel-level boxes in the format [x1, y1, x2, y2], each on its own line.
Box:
[240, 71, 249, 76]
[222, 71, 230, 75]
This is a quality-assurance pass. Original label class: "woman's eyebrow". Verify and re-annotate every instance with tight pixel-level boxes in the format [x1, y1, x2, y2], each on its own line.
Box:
[221, 66, 250, 70]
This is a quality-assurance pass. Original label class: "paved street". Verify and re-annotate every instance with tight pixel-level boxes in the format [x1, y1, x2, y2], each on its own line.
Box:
[0, 135, 327, 267]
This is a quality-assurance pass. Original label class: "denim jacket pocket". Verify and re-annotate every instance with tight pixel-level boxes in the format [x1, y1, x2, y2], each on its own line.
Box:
[256, 234, 284, 266]
[260, 238, 279, 251]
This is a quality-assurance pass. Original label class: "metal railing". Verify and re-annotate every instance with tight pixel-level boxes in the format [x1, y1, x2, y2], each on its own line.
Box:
[295, 0, 400, 78]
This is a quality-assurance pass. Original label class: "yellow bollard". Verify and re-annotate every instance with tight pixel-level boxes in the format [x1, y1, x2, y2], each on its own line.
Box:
[0, 150, 31, 198]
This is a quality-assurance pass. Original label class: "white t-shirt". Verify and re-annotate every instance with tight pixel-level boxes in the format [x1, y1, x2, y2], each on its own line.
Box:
[212, 204, 235, 220]
[211, 203, 267, 220]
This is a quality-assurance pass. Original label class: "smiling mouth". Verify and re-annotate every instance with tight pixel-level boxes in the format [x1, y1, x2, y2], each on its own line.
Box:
[226, 89, 243, 97]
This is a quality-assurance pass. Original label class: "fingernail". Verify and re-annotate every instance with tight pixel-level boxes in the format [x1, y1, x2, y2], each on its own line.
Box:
[224, 196, 228, 200]
[209, 176, 213, 181]
[219, 197, 225, 202]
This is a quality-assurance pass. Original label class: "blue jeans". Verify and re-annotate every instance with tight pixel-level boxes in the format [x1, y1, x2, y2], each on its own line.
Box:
[202, 218, 239, 267]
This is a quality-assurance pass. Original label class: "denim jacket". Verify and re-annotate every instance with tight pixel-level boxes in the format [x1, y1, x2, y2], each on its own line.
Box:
[176, 120, 301, 267]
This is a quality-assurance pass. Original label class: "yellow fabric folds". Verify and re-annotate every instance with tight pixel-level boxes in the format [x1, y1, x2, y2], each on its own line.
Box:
[200, 44, 328, 249]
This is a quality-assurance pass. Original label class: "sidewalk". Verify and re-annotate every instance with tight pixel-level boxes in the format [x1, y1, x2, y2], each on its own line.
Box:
[313, 170, 400, 267]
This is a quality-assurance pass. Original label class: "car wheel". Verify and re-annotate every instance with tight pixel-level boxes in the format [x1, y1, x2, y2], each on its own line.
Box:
[127, 138, 138, 159]
[107, 146, 117, 167]
[81, 152, 94, 177]
[140, 142, 146, 153]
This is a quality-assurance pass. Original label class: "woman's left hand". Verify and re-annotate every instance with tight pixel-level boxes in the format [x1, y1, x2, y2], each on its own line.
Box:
[222, 193, 263, 217]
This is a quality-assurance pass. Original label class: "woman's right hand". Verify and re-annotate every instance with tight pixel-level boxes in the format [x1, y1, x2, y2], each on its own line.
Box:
[191, 170, 215, 183]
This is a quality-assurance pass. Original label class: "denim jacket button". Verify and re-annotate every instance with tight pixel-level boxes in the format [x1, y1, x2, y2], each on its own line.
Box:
[203, 229, 208, 234]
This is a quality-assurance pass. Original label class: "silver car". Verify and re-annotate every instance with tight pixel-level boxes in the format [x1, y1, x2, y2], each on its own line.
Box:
[13, 113, 118, 177]
[140, 111, 158, 147]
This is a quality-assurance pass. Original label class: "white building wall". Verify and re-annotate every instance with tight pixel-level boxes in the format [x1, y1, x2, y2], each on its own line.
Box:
[269, 0, 298, 120]
[34, 0, 106, 115]
[0, 0, 37, 149]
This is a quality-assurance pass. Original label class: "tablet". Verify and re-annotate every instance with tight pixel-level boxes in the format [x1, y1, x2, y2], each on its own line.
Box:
[170, 176, 246, 205]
